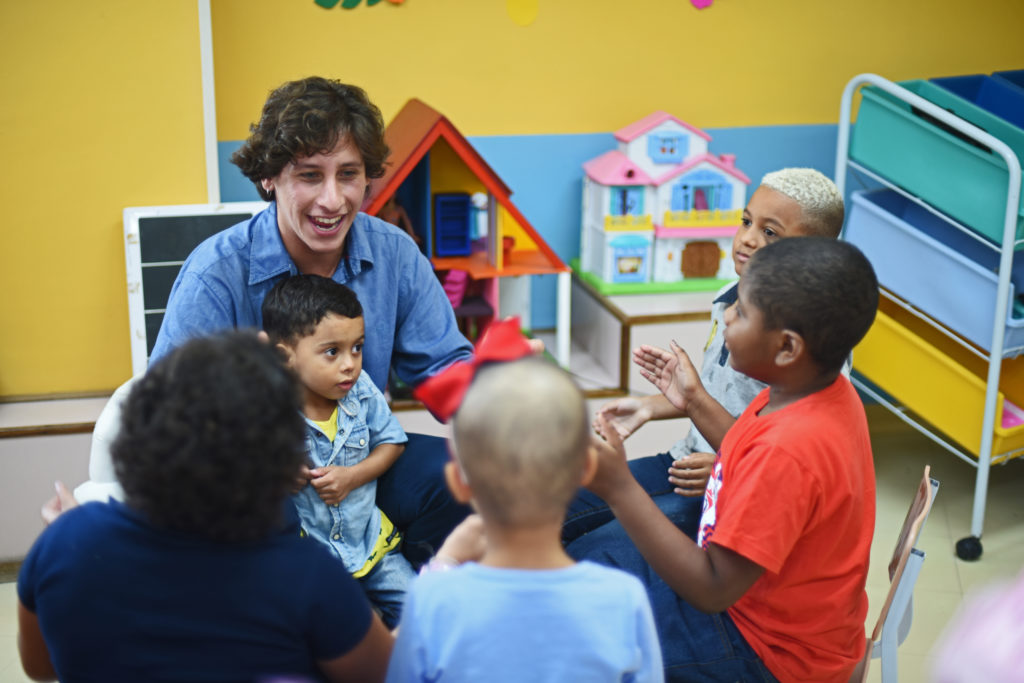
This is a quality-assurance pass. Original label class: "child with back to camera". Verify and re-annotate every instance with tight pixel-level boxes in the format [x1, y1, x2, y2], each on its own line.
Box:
[589, 237, 879, 681]
[263, 274, 414, 629]
[564, 167, 847, 545]
[18, 332, 393, 682]
[385, 320, 664, 683]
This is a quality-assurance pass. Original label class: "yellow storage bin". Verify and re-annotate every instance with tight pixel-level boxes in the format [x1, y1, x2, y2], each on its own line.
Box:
[854, 296, 1024, 459]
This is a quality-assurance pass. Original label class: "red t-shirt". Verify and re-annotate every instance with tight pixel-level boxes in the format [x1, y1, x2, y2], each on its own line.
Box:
[697, 375, 875, 682]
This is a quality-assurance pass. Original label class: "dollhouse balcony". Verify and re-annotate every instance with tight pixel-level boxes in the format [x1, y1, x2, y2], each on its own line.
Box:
[663, 208, 743, 228]
[603, 214, 653, 231]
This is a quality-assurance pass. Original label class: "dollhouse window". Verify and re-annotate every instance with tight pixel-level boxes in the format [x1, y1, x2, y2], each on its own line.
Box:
[648, 134, 685, 163]
[610, 186, 644, 215]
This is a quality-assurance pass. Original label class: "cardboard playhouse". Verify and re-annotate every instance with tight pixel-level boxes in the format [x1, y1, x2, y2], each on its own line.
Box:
[578, 111, 750, 294]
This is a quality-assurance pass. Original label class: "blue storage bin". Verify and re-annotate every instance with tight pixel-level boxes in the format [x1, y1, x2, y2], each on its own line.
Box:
[850, 79, 1024, 246]
[993, 70, 1024, 92]
[932, 74, 1024, 130]
[844, 189, 1024, 354]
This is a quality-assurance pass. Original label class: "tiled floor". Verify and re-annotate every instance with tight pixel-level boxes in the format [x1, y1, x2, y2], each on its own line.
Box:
[2, 403, 1022, 682]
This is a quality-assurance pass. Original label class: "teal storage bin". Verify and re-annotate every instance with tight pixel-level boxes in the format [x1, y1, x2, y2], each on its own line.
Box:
[932, 74, 1024, 130]
[850, 79, 1024, 246]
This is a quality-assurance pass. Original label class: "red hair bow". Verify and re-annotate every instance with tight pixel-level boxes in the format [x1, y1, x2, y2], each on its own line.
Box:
[413, 317, 533, 422]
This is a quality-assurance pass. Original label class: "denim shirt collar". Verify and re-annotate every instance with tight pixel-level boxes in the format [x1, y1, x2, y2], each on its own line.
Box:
[248, 203, 376, 285]
[713, 281, 739, 306]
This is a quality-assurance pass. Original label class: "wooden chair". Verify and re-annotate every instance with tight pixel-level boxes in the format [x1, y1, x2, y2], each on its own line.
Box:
[850, 465, 940, 683]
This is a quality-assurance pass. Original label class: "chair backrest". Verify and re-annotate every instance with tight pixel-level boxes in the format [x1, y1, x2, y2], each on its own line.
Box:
[850, 465, 939, 683]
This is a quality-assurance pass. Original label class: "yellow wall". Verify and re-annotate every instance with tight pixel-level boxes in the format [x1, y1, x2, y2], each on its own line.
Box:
[3, 0, 1021, 397]
[0, 2, 207, 398]
[212, 0, 1024, 136]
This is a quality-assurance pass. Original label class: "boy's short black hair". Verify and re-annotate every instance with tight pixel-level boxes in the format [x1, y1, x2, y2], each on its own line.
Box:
[262, 274, 363, 346]
[743, 237, 878, 373]
[230, 76, 389, 201]
[112, 332, 306, 542]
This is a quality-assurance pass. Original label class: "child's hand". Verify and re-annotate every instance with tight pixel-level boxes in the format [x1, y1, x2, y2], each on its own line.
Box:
[669, 452, 715, 497]
[40, 481, 78, 525]
[586, 413, 633, 502]
[309, 465, 358, 506]
[292, 464, 313, 493]
[436, 514, 487, 565]
[595, 396, 651, 441]
[633, 341, 702, 413]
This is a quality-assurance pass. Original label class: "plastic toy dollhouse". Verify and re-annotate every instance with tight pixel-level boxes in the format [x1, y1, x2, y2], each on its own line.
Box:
[364, 98, 571, 365]
[579, 111, 750, 293]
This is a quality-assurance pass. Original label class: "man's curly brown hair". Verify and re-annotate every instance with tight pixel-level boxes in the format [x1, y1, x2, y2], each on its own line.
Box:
[111, 332, 307, 542]
[231, 76, 390, 201]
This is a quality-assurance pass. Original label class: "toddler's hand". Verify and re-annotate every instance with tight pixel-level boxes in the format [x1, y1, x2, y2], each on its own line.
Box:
[669, 452, 715, 497]
[310, 465, 358, 506]
[436, 514, 487, 565]
[292, 464, 313, 493]
[586, 413, 632, 502]
[40, 481, 78, 525]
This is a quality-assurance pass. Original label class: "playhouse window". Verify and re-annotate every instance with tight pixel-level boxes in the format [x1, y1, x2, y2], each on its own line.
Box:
[648, 134, 685, 164]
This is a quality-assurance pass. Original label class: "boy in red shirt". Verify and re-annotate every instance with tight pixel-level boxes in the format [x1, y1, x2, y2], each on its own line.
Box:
[590, 237, 878, 682]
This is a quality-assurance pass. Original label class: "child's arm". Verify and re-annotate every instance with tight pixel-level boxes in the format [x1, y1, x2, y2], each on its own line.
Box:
[317, 612, 393, 683]
[595, 393, 686, 441]
[633, 341, 736, 452]
[310, 443, 404, 507]
[17, 601, 57, 681]
[589, 415, 764, 613]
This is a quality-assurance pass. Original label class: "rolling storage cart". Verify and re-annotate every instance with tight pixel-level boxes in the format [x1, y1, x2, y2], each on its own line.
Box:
[835, 73, 1024, 561]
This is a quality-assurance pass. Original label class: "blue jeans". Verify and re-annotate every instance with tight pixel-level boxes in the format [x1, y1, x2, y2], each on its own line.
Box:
[359, 546, 416, 629]
[563, 452, 702, 543]
[376, 432, 471, 568]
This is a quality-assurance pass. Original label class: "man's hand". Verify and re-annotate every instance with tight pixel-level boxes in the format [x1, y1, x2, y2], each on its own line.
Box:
[40, 481, 78, 525]
[633, 341, 703, 414]
[595, 396, 652, 441]
[310, 465, 359, 506]
[669, 452, 715, 497]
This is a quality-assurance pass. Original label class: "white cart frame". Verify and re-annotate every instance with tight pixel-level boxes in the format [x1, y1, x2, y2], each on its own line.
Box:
[835, 73, 1023, 560]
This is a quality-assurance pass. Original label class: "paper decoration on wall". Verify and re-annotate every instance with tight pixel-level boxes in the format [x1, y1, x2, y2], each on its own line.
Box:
[315, 0, 404, 8]
[507, 0, 538, 26]
[691, 0, 714, 7]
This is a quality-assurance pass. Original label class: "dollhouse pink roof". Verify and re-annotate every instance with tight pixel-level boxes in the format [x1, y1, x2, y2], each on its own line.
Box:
[654, 152, 751, 186]
[614, 111, 712, 143]
[583, 150, 654, 185]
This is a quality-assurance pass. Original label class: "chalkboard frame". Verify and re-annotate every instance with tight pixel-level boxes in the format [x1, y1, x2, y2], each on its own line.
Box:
[123, 201, 269, 376]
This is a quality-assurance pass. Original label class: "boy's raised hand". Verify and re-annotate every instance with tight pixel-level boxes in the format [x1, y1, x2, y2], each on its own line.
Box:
[633, 341, 702, 414]
[586, 413, 635, 503]
[595, 396, 652, 441]
[309, 465, 359, 506]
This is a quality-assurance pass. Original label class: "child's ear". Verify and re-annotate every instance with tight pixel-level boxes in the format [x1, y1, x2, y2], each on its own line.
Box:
[774, 329, 805, 368]
[579, 445, 599, 487]
[444, 459, 473, 504]
[275, 342, 296, 366]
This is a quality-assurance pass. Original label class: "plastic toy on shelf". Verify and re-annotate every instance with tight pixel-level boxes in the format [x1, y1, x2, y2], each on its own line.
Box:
[578, 111, 750, 295]
[837, 73, 1024, 562]
[364, 98, 571, 364]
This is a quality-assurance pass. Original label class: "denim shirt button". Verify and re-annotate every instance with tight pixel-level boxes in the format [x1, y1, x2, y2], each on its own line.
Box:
[359, 438, 366, 446]
[333, 534, 341, 540]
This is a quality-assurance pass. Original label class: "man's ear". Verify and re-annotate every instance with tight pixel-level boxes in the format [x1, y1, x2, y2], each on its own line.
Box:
[579, 445, 599, 488]
[774, 329, 805, 368]
[444, 459, 473, 504]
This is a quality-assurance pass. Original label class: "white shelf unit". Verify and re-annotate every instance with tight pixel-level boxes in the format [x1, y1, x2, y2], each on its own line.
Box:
[835, 73, 1023, 561]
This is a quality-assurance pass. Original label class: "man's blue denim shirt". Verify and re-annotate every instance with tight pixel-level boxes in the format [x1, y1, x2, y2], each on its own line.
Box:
[292, 372, 407, 571]
[150, 203, 473, 391]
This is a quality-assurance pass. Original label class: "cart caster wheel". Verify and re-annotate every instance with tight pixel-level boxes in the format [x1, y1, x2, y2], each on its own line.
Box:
[956, 536, 983, 561]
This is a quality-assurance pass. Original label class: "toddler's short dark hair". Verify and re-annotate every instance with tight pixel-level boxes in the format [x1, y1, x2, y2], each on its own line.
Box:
[743, 237, 878, 373]
[262, 274, 363, 346]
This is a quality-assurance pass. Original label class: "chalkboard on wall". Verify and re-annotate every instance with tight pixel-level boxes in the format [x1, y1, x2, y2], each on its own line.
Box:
[123, 202, 269, 376]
